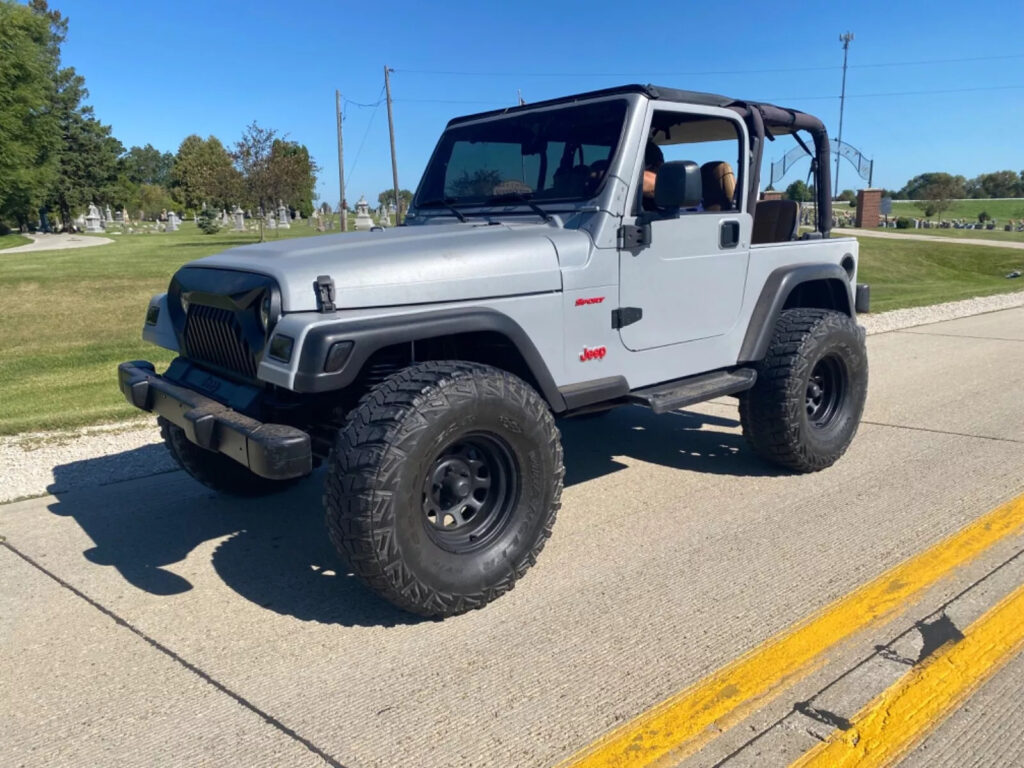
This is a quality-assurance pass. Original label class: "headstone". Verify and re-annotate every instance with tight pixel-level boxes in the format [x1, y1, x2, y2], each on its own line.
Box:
[377, 207, 390, 227]
[85, 202, 104, 233]
[267, 214, 277, 230]
[233, 206, 245, 231]
[277, 201, 290, 229]
[167, 211, 180, 231]
[105, 204, 113, 224]
[354, 195, 375, 230]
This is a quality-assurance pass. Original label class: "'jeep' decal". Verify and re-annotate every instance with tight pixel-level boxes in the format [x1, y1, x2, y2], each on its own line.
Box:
[580, 346, 607, 362]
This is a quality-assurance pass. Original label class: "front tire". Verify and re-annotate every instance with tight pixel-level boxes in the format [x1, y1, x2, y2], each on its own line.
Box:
[739, 308, 867, 472]
[324, 361, 564, 618]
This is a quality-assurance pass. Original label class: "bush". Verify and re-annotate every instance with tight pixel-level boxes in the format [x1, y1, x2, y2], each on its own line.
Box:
[895, 217, 912, 229]
[196, 209, 221, 234]
[978, 211, 990, 223]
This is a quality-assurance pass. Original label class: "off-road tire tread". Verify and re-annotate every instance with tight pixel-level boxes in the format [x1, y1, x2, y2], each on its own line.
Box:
[323, 361, 563, 618]
[739, 308, 866, 473]
[159, 418, 301, 496]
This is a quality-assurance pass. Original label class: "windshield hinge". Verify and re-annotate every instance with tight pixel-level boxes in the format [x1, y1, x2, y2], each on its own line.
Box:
[611, 307, 643, 329]
[618, 223, 651, 250]
[315, 274, 336, 313]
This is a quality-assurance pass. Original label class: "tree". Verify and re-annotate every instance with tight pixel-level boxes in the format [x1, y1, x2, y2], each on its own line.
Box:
[172, 134, 242, 211]
[233, 122, 318, 215]
[897, 172, 966, 200]
[836, 189, 856, 204]
[913, 176, 958, 219]
[784, 180, 812, 202]
[975, 170, 1021, 199]
[378, 189, 413, 211]
[122, 144, 174, 187]
[0, 1, 61, 229]
[47, 66, 124, 228]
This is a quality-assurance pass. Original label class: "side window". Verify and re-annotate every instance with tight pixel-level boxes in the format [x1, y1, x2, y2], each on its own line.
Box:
[639, 112, 743, 215]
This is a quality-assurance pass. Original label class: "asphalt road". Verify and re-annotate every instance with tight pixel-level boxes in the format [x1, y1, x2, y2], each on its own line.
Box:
[3, 308, 1024, 768]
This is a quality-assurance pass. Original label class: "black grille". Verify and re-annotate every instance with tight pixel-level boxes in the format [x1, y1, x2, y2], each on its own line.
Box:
[183, 304, 259, 379]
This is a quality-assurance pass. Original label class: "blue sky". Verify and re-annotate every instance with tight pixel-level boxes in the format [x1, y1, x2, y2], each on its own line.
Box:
[58, 0, 1023, 204]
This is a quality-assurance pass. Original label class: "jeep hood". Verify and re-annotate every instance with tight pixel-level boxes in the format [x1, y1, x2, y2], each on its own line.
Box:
[187, 221, 570, 311]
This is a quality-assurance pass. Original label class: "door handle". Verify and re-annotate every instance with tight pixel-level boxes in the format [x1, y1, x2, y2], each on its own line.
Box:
[720, 220, 740, 249]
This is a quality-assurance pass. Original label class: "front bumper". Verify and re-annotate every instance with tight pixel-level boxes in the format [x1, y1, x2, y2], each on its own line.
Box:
[117, 361, 312, 480]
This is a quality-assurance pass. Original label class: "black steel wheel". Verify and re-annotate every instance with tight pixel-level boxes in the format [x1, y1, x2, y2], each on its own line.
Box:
[740, 308, 867, 472]
[324, 361, 564, 618]
[420, 434, 519, 553]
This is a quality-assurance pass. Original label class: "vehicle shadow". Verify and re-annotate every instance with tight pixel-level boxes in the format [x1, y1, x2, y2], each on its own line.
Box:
[560, 404, 785, 486]
[46, 404, 781, 627]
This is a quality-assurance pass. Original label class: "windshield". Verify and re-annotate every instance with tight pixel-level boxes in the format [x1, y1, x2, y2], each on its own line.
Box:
[416, 99, 628, 207]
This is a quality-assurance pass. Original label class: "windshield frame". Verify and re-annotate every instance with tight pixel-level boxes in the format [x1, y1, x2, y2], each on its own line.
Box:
[411, 96, 634, 219]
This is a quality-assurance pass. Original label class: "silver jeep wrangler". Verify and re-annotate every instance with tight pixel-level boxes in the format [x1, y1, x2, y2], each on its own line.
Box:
[120, 85, 869, 617]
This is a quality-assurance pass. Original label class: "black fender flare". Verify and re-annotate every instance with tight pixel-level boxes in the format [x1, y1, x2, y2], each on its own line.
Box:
[292, 307, 567, 411]
[738, 263, 854, 363]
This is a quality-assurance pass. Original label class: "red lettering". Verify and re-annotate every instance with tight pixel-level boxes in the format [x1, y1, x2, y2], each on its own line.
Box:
[575, 296, 606, 306]
[579, 345, 608, 362]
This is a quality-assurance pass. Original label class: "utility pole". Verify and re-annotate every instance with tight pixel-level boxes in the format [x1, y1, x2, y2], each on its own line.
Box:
[517, 89, 525, 106]
[335, 90, 347, 231]
[384, 66, 401, 223]
[835, 31, 854, 196]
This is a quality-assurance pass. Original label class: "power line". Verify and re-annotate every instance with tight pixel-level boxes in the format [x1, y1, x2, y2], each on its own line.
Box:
[345, 85, 385, 183]
[769, 84, 1024, 101]
[391, 52, 1024, 79]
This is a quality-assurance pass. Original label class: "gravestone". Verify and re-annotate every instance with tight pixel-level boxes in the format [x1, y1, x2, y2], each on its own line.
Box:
[354, 195, 375, 230]
[277, 201, 290, 229]
[267, 214, 277, 230]
[377, 207, 390, 227]
[85, 202, 104, 233]
[104, 204, 113, 224]
[167, 211, 180, 231]
[233, 206, 245, 231]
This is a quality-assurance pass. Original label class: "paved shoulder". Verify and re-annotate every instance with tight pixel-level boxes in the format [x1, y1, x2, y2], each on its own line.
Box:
[833, 227, 1024, 250]
[2, 232, 114, 253]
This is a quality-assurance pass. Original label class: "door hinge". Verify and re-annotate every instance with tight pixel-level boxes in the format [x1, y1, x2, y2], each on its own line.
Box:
[611, 307, 643, 329]
[315, 274, 336, 312]
[618, 223, 650, 249]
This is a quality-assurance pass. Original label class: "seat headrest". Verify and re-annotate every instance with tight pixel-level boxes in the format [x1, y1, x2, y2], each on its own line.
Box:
[701, 161, 736, 211]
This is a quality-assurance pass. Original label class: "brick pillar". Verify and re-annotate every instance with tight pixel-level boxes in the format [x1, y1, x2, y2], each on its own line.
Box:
[761, 190, 783, 201]
[856, 189, 882, 228]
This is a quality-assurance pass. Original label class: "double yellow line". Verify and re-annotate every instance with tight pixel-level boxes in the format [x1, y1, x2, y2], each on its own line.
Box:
[558, 493, 1024, 768]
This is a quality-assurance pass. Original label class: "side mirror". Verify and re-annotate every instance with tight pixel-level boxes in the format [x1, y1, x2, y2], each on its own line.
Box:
[654, 160, 702, 210]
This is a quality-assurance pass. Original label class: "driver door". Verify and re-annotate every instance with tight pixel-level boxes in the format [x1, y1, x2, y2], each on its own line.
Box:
[618, 104, 752, 352]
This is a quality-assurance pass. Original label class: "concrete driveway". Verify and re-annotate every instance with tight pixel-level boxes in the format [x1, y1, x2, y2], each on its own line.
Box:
[3, 308, 1024, 767]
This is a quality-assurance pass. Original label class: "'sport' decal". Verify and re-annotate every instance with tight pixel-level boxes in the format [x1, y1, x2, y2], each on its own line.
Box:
[580, 346, 607, 362]
[575, 296, 605, 306]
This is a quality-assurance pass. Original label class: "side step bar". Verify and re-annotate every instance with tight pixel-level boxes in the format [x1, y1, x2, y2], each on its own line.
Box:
[627, 368, 757, 414]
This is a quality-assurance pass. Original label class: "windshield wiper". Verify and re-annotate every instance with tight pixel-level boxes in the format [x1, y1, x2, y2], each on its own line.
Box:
[486, 192, 553, 222]
[416, 197, 468, 222]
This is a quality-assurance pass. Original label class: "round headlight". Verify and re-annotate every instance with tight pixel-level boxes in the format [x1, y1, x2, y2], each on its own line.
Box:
[259, 292, 272, 331]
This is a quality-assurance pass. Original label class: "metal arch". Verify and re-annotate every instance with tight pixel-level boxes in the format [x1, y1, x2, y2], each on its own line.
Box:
[769, 139, 873, 188]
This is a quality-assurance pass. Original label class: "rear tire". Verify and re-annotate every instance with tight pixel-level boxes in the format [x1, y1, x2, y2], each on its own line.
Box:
[324, 361, 564, 618]
[739, 308, 867, 472]
[159, 418, 302, 496]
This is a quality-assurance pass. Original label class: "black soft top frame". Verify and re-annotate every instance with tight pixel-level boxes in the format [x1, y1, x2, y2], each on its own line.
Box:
[448, 84, 833, 235]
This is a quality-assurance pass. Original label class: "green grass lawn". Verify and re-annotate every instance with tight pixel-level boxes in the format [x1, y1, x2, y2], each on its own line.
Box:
[889, 199, 1024, 222]
[857, 237, 1024, 312]
[1, 223, 1023, 435]
[0, 233, 32, 250]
